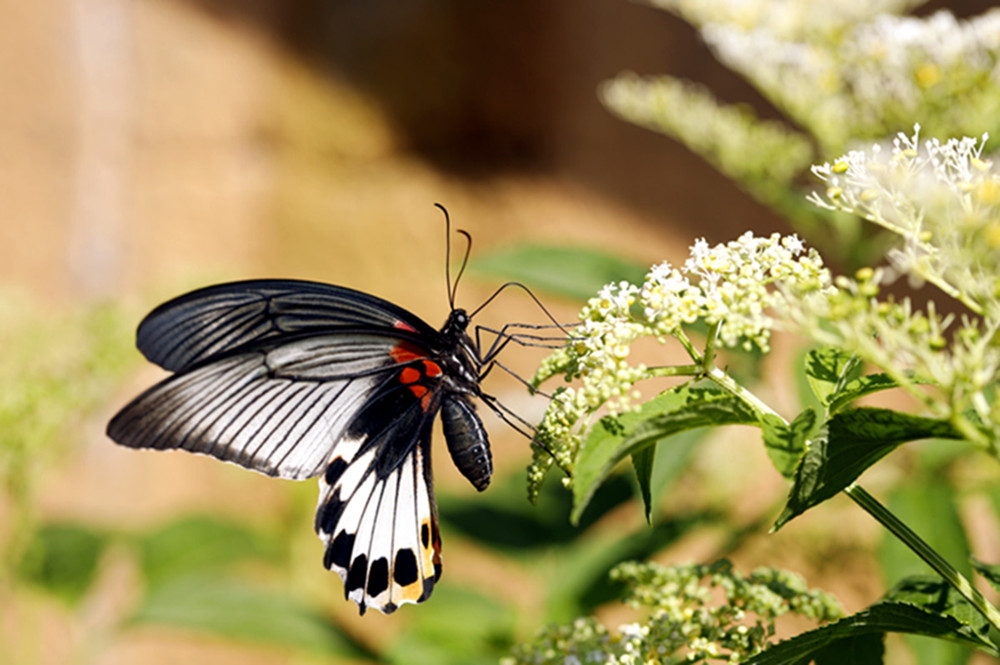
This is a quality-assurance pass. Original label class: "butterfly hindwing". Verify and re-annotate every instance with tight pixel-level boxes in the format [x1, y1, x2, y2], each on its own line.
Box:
[315, 365, 444, 614]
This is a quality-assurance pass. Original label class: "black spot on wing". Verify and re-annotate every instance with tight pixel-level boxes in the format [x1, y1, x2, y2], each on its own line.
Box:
[393, 549, 418, 586]
[326, 530, 355, 570]
[421, 523, 429, 548]
[316, 492, 346, 537]
[367, 557, 389, 596]
[347, 555, 368, 592]
[324, 456, 349, 486]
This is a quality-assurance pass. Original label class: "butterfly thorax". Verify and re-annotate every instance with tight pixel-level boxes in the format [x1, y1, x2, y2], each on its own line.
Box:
[435, 308, 482, 397]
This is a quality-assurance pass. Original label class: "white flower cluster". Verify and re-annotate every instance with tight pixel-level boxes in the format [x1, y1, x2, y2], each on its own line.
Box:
[528, 234, 830, 496]
[635, 4, 1000, 149]
[808, 124, 1000, 314]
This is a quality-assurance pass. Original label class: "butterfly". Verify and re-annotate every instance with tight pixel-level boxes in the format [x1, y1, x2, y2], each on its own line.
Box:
[106, 215, 527, 615]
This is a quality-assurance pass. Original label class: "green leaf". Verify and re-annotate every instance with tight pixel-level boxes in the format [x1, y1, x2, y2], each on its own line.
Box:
[879, 478, 971, 585]
[470, 245, 647, 302]
[882, 482, 975, 665]
[804, 347, 862, 408]
[636, 429, 703, 524]
[883, 576, 994, 649]
[129, 574, 373, 658]
[572, 383, 759, 524]
[761, 409, 815, 478]
[631, 446, 656, 524]
[17, 523, 109, 606]
[971, 558, 1000, 595]
[744, 581, 999, 665]
[827, 373, 905, 414]
[387, 585, 515, 665]
[135, 515, 281, 589]
[775, 408, 962, 529]
[544, 514, 704, 621]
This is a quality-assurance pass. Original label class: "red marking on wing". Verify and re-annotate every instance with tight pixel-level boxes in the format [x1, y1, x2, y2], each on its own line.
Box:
[422, 360, 442, 377]
[399, 366, 421, 384]
[390, 340, 424, 364]
[393, 320, 418, 333]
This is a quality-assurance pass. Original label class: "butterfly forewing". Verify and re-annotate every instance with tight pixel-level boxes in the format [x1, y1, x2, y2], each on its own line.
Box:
[136, 279, 437, 372]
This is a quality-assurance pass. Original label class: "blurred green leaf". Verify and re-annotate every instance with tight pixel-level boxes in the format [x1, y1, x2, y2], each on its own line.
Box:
[971, 558, 1000, 595]
[775, 408, 963, 529]
[387, 585, 514, 665]
[544, 514, 705, 622]
[630, 446, 656, 524]
[880, 473, 973, 665]
[438, 468, 633, 555]
[879, 477, 971, 586]
[135, 515, 281, 589]
[572, 382, 759, 524]
[17, 523, 109, 606]
[130, 574, 372, 658]
[761, 410, 814, 478]
[471, 245, 647, 302]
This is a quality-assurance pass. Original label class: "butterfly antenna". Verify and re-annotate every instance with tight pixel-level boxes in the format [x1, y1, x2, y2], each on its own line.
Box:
[436, 203, 473, 310]
[437, 203, 456, 310]
[470, 281, 571, 337]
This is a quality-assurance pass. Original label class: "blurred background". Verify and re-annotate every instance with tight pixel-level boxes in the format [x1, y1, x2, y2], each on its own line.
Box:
[3, 1, 1000, 663]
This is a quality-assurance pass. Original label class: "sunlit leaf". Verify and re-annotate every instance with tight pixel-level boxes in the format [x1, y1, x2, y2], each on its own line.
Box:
[572, 383, 759, 524]
[761, 409, 814, 478]
[775, 408, 962, 529]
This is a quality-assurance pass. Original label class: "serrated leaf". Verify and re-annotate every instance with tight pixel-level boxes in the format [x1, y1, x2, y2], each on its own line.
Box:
[17, 523, 109, 606]
[129, 574, 372, 658]
[744, 587, 998, 665]
[470, 245, 647, 302]
[775, 408, 962, 529]
[572, 383, 759, 524]
[761, 409, 815, 478]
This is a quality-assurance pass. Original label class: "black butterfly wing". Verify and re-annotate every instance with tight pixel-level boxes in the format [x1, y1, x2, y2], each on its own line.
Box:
[108, 331, 434, 480]
[315, 370, 444, 615]
[135, 279, 439, 372]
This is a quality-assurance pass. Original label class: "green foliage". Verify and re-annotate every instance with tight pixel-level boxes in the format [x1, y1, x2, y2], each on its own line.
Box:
[16, 523, 110, 606]
[130, 574, 374, 658]
[471, 245, 648, 303]
[570, 383, 759, 524]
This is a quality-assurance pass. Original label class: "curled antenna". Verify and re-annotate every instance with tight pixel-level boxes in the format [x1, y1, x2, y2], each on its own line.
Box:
[435, 203, 472, 310]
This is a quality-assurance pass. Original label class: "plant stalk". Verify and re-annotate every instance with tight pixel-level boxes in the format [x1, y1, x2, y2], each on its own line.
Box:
[844, 483, 1000, 631]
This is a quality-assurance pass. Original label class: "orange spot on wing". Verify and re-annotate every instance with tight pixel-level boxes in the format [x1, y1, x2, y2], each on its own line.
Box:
[399, 367, 421, 384]
[422, 360, 442, 377]
[408, 384, 428, 400]
[390, 340, 424, 364]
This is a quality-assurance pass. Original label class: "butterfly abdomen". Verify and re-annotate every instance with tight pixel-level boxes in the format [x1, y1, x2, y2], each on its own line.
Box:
[441, 395, 492, 491]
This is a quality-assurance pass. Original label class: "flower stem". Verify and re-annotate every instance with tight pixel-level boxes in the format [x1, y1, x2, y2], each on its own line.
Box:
[844, 483, 1000, 631]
